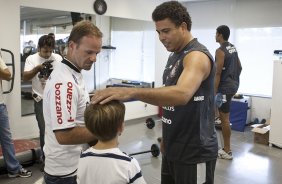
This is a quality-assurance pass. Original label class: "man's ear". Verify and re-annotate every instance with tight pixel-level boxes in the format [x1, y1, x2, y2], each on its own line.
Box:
[219, 33, 224, 40]
[180, 22, 187, 30]
[68, 41, 75, 51]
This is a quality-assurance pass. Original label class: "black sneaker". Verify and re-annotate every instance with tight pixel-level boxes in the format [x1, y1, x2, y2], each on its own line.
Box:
[8, 168, 32, 178]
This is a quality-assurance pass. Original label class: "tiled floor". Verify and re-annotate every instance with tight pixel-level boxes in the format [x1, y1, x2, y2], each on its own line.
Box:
[0, 116, 282, 184]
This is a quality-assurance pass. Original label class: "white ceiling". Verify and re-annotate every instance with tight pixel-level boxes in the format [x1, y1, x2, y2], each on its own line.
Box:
[20, 6, 70, 20]
[21, 0, 212, 21]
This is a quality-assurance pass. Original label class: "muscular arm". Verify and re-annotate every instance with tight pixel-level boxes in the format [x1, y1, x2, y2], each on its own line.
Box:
[214, 48, 225, 94]
[92, 51, 211, 106]
[0, 68, 11, 81]
[54, 126, 96, 145]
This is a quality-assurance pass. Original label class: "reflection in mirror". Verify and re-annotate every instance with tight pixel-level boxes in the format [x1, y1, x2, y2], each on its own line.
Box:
[20, 6, 155, 116]
[20, 7, 76, 116]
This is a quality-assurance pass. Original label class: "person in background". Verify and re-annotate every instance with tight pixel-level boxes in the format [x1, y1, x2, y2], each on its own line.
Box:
[47, 33, 55, 40]
[27, 40, 36, 48]
[22, 35, 63, 166]
[91, 1, 218, 184]
[77, 100, 146, 184]
[214, 25, 242, 160]
[48, 32, 60, 55]
[0, 53, 32, 178]
[43, 20, 102, 184]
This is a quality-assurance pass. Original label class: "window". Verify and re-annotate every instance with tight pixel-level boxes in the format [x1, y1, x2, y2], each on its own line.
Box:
[109, 18, 155, 83]
[193, 27, 282, 97]
[235, 27, 282, 97]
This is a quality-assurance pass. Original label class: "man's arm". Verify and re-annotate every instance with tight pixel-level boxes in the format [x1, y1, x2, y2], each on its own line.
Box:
[22, 64, 42, 81]
[214, 48, 225, 94]
[92, 51, 211, 106]
[0, 67, 11, 81]
[0, 57, 11, 81]
[54, 127, 96, 145]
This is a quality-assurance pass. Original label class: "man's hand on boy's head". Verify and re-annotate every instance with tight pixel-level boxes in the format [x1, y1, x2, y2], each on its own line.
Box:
[91, 87, 133, 105]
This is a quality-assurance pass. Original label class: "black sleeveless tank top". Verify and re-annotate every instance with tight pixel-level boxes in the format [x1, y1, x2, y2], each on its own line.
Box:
[162, 38, 218, 163]
[217, 41, 242, 94]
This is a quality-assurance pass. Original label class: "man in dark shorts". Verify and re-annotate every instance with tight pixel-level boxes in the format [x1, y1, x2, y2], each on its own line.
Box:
[215, 25, 242, 160]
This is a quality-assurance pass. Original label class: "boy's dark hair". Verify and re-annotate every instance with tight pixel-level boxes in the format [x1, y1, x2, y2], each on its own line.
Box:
[84, 100, 125, 142]
[37, 35, 55, 49]
[152, 1, 192, 31]
[68, 20, 103, 46]
[216, 25, 230, 41]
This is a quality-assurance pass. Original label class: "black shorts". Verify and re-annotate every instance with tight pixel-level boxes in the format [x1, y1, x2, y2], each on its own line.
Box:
[218, 94, 235, 113]
[161, 155, 217, 184]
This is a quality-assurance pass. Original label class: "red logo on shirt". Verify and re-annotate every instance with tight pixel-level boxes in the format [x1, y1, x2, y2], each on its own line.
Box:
[55, 83, 63, 124]
[66, 82, 74, 122]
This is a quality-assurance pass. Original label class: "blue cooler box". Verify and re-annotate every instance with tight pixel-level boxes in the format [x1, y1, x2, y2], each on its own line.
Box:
[230, 96, 251, 132]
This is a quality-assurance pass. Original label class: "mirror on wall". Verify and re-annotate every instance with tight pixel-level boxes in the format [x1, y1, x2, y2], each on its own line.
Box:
[20, 7, 81, 116]
[20, 6, 156, 116]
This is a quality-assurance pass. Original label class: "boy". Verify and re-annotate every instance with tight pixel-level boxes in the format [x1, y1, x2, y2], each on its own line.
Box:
[77, 100, 146, 184]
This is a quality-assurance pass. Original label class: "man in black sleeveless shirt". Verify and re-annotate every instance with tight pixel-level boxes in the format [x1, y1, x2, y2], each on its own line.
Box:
[92, 1, 218, 183]
[215, 25, 242, 160]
